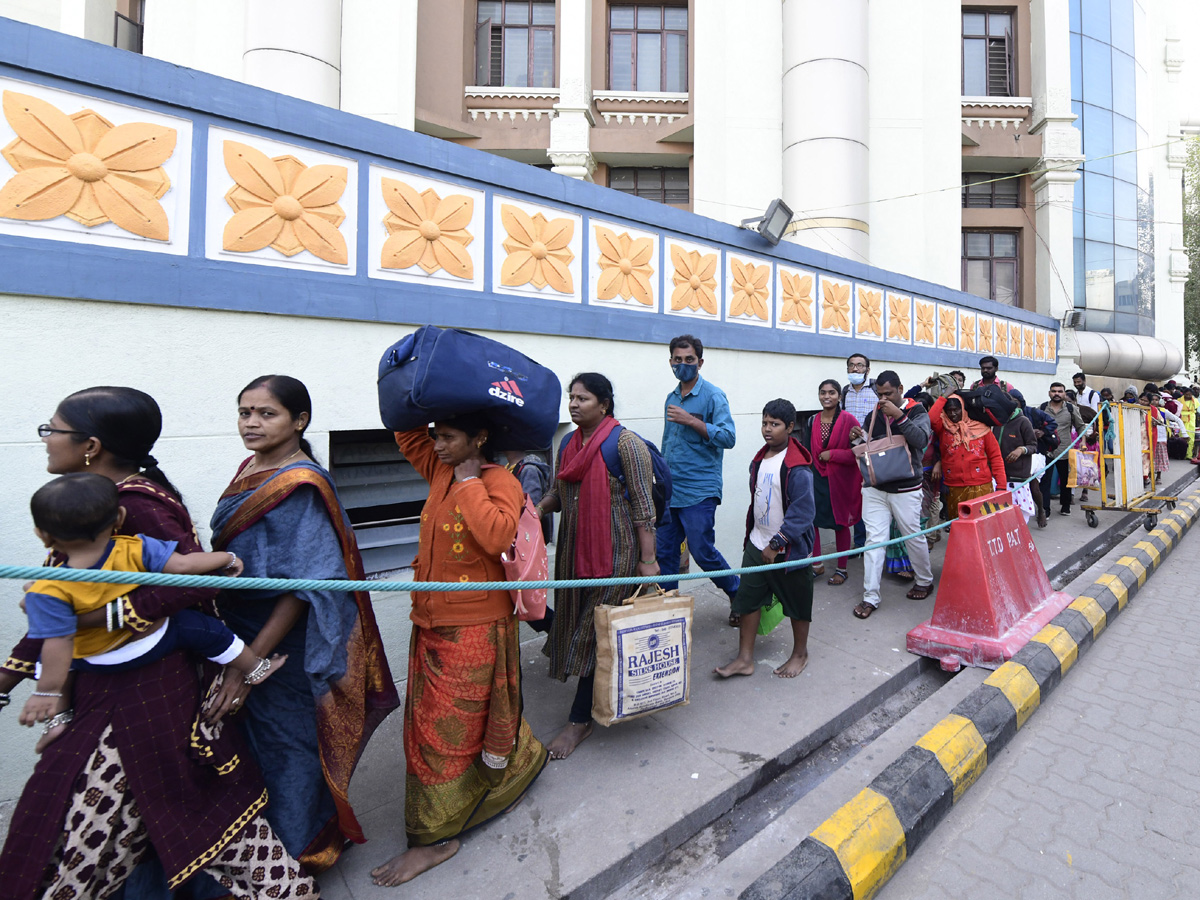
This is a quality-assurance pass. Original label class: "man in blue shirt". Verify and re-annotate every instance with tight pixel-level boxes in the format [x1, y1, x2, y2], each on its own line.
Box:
[657, 335, 740, 621]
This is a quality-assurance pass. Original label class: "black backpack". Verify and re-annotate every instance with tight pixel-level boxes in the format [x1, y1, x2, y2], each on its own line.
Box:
[557, 426, 672, 525]
[961, 384, 1018, 427]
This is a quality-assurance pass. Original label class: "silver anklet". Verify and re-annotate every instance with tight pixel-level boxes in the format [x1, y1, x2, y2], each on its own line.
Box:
[244, 657, 272, 684]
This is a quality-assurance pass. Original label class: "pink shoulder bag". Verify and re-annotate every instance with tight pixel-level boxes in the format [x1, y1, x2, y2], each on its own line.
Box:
[501, 495, 549, 621]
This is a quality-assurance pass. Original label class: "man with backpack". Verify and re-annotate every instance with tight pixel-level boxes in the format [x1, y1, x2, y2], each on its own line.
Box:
[1039, 382, 1086, 517]
[970, 356, 1017, 395]
[656, 335, 740, 622]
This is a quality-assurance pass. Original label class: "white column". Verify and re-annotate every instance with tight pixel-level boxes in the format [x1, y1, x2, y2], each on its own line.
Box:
[339, 0, 417, 130]
[60, 0, 114, 44]
[781, 0, 869, 261]
[243, 0, 342, 108]
[692, 0, 784, 225]
[548, 0, 595, 181]
[1029, 0, 1083, 374]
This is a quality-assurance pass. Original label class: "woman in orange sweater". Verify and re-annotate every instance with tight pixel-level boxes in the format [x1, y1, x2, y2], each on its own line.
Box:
[372, 415, 547, 887]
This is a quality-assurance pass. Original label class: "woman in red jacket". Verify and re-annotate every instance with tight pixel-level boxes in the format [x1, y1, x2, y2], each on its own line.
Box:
[929, 394, 1008, 517]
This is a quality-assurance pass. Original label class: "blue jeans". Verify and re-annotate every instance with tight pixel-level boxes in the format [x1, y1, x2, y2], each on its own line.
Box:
[655, 498, 739, 596]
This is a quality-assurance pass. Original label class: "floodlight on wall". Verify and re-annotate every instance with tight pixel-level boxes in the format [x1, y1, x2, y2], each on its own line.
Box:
[740, 198, 793, 246]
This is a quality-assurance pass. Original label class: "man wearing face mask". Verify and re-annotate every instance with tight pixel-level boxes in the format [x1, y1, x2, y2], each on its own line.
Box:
[841, 354, 876, 549]
[658, 335, 740, 623]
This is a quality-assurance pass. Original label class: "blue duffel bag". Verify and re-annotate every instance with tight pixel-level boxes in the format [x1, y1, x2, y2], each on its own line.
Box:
[377, 326, 562, 450]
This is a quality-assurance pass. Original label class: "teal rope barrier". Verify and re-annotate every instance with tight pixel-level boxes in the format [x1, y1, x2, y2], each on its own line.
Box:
[4, 401, 1117, 595]
[12, 398, 1118, 595]
[0, 520, 953, 593]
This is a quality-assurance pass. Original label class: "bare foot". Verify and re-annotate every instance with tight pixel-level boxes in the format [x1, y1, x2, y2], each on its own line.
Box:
[714, 657, 755, 678]
[547, 722, 592, 760]
[370, 840, 460, 886]
[774, 654, 809, 678]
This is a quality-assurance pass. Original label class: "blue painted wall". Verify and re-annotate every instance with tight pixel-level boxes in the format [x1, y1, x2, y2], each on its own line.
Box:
[0, 17, 1058, 373]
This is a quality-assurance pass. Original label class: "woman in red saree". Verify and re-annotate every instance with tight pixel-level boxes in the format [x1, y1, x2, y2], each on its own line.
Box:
[374, 414, 545, 886]
[206, 375, 398, 875]
[0, 387, 314, 900]
[801, 379, 862, 586]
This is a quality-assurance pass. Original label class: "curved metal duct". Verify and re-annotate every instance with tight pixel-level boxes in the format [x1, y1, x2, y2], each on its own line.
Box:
[1074, 332, 1185, 382]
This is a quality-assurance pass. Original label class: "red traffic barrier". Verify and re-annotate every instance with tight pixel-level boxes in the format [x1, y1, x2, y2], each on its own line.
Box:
[907, 490, 1074, 671]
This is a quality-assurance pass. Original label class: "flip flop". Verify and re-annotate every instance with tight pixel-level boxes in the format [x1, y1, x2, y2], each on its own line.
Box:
[827, 571, 848, 585]
[853, 601, 875, 619]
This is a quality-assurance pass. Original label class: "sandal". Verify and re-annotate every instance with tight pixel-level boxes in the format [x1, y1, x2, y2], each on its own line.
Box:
[728, 610, 741, 628]
[811, 564, 825, 576]
[906, 582, 935, 600]
[827, 570, 848, 585]
[893, 570, 915, 582]
[853, 601, 875, 619]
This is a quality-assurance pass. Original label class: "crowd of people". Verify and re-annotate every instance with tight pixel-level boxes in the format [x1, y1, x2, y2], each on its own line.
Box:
[1, 338, 1194, 896]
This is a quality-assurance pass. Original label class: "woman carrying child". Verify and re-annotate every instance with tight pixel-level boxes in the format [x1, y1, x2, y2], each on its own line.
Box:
[204, 375, 399, 873]
[0, 387, 315, 900]
[799, 380, 861, 586]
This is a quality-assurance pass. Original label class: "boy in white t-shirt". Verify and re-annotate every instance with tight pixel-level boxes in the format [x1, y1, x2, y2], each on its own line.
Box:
[716, 399, 817, 680]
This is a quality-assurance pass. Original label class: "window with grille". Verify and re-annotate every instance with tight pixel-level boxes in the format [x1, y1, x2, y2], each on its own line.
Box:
[114, 0, 144, 54]
[962, 173, 1022, 208]
[475, 1, 556, 88]
[608, 4, 688, 92]
[609, 167, 689, 204]
[962, 231, 1019, 305]
[962, 10, 1014, 97]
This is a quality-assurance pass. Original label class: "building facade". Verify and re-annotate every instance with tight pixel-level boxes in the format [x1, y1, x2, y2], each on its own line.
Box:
[3, 0, 1193, 373]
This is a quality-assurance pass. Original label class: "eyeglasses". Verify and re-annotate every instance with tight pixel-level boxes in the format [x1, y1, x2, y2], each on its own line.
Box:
[846, 363, 868, 371]
[38, 424, 85, 438]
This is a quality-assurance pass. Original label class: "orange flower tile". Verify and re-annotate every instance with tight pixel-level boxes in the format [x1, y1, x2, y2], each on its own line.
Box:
[595, 225, 654, 306]
[381, 178, 475, 278]
[222, 140, 347, 264]
[0, 91, 175, 240]
[500, 204, 573, 292]
[730, 257, 770, 320]
[857, 287, 882, 337]
[779, 270, 813, 327]
[669, 244, 717, 314]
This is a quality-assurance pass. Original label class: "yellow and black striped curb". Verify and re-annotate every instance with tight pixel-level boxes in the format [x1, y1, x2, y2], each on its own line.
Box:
[742, 487, 1200, 900]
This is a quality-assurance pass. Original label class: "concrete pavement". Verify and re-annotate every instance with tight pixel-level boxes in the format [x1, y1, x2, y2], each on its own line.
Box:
[314, 464, 1197, 900]
[1, 466, 1190, 897]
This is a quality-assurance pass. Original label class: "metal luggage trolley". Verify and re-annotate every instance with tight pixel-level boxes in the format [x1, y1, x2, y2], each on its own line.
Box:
[1081, 402, 1177, 531]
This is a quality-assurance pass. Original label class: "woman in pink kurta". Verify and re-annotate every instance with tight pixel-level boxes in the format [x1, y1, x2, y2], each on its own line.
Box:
[801, 379, 863, 585]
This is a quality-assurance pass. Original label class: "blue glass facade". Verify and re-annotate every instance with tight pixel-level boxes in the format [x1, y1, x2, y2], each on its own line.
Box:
[1070, 0, 1154, 335]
